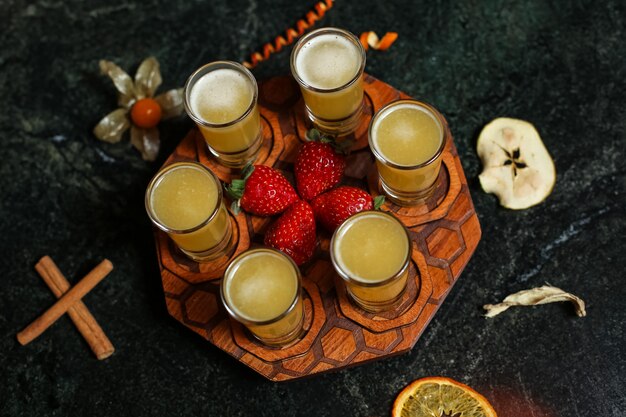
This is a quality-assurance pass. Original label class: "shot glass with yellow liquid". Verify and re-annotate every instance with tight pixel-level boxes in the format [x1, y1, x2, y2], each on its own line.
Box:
[145, 162, 234, 262]
[184, 61, 262, 168]
[221, 248, 305, 346]
[330, 211, 411, 313]
[290, 27, 366, 136]
[369, 100, 447, 206]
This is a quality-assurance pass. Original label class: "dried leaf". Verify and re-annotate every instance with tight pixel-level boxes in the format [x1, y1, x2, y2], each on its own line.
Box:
[154, 88, 184, 119]
[130, 125, 159, 161]
[135, 56, 162, 99]
[99, 60, 136, 108]
[483, 285, 586, 318]
[93, 108, 130, 143]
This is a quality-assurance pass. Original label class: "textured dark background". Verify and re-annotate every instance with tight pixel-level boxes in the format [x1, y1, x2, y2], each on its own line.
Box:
[1, 0, 625, 416]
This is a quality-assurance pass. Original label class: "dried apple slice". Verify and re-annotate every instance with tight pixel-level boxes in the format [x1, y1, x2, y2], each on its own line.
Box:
[477, 117, 556, 209]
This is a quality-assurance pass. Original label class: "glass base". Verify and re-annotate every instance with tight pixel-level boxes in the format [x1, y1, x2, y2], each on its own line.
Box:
[347, 285, 406, 313]
[380, 177, 439, 207]
[251, 306, 306, 347]
[305, 101, 364, 137]
[179, 223, 235, 263]
[206, 128, 263, 168]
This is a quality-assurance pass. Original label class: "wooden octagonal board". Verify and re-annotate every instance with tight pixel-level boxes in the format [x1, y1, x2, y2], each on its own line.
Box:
[154, 74, 481, 382]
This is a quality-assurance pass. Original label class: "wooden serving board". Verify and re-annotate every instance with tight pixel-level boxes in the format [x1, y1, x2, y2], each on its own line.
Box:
[154, 74, 481, 382]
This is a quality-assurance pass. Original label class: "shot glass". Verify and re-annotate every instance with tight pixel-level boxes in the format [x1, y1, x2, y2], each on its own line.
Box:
[290, 27, 366, 136]
[221, 248, 305, 346]
[184, 61, 263, 168]
[330, 211, 411, 313]
[368, 100, 447, 206]
[145, 162, 234, 262]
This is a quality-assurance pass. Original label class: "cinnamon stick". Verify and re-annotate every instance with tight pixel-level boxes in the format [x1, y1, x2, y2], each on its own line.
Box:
[17, 259, 113, 348]
[33, 256, 115, 359]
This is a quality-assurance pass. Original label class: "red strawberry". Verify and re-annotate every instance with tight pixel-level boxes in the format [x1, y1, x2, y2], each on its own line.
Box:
[264, 200, 317, 265]
[225, 164, 298, 216]
[294, 130, 348, 201]
[311, 186, 385, 232]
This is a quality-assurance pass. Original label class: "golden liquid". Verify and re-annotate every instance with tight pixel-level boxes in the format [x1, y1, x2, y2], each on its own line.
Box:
[348, 269, 409, 306]
[295, 34, 363, 120]
[372, 104, 443, 192]
[150, 164, 229, 253]
[225, 251, 297, 321]
[190, 68, 261, 153]
[246, 297, 303, 343]
[224, 250, 303, 342]
[333, 212, 409, 304]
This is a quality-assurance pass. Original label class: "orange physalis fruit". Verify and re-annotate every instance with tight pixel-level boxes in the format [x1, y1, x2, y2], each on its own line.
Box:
[131, 98, 162, 128]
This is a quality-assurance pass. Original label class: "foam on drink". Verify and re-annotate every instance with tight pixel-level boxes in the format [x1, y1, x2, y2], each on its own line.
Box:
[223, 251, 298, 322]
[371, 103, 443, 166]
[334, 212, 409, 283]
[151, 165, 218, 230]
[189, 68, 254, 124]
[295, 33, 361, 90]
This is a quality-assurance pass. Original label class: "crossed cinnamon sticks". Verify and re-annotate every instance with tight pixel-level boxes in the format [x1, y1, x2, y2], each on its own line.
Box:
[17, 256, 115, 360]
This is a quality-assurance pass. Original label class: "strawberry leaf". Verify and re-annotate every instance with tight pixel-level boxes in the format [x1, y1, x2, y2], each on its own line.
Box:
[332, 138, 353, 155]
[374, 195, 386, 210]
[305, 128, 353, 155]
[241, 163, 255, 181]
[224, 179, 245, 200]
[305, 128, 322, 142]
[230, 200, 241, 215]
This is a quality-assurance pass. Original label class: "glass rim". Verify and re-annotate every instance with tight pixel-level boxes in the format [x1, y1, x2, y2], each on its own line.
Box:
[145, 161, 224, 235]
[368, 99, 448, 171]
[290, 27, 366, 94]
[330, 210, 412, 288]
[183, 60, 259, 129]
[220, 247, 303, 326]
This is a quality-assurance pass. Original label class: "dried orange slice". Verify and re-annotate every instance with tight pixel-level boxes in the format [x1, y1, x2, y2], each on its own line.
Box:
[392, 377, 497, 417]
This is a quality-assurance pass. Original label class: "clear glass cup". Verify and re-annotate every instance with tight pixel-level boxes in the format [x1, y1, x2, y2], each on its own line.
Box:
[290, 27, 366, 136]
[184, 61, 263, 168]
[221, 247, 305, 346]
[330, 211, 411, 313]
[145, 162, 234, 262]
[368, 99, 447, 206]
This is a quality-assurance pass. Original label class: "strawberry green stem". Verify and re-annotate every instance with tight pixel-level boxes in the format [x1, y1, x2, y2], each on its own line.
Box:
[224, 164, 256, 215]
[374, 195, 385, 210]
[304, 128, 353, 155]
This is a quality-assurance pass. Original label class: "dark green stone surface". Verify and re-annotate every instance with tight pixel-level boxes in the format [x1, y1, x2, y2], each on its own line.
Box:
[1, 0, 624, 416]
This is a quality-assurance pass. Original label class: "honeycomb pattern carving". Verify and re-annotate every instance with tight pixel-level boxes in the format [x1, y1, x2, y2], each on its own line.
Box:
[156, 75, 481, 381]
